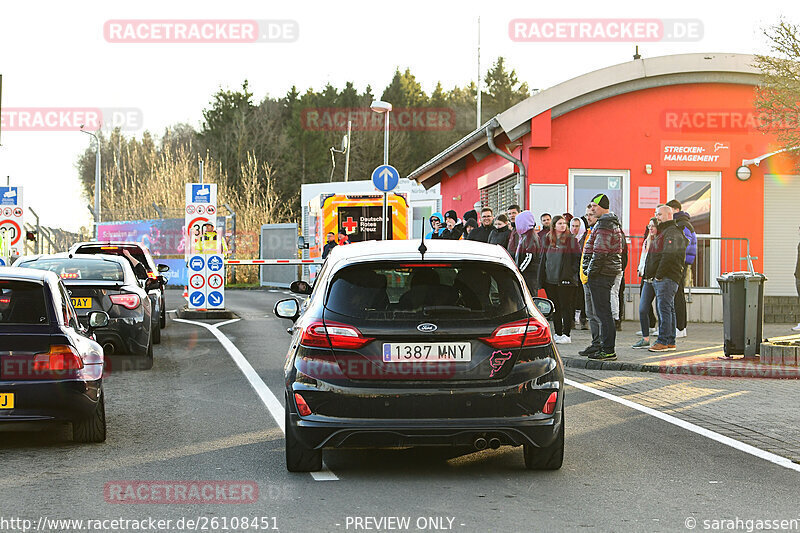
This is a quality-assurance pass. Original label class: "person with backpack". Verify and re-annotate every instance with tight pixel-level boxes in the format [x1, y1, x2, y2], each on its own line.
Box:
[666, 199, 697, 338]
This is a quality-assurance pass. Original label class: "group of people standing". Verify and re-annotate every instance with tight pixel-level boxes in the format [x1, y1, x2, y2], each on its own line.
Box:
[428, 193, 699, 361]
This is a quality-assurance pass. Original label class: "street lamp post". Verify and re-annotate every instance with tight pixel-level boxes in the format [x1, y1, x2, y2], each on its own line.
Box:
[80, 128, 101, 239]
[370, 100, 392, 240]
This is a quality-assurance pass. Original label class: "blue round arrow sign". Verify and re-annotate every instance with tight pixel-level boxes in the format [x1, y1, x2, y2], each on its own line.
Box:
[371, 165, 400, 192]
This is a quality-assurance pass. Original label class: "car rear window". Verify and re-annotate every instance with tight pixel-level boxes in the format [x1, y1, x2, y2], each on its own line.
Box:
[17, 258, 125, 281]
[0, 280, 49, 325]
[325, 261, 526, 319]
[75, 245, 151, 272]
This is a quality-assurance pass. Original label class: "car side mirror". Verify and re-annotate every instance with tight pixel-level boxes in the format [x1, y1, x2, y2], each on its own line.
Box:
[290, 280, 312, 295]
[533, 297, 555, 319]
[157, 264, 170, 273]
[274, 298, 300, 322]
[87, 311, 109, 333]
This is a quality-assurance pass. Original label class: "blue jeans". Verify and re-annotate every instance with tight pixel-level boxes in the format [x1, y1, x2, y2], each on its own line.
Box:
[653, 278, 678, 345]
[639, 280, 656, 338]
[587, 274, 617, 352]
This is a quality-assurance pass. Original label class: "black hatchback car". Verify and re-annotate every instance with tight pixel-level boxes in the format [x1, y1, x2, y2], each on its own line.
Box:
[0, 268, 109, 442]
[15, 254, 154, 365]
[273, 239, 565, 472]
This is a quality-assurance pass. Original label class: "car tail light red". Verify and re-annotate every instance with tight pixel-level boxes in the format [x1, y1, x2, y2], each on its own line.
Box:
[33, 345, 84, 372]
[110, 293, 140, 310]
[543, 392, 558, 415]
[294, 393, 312, 416]
[480, 318, 551, 349]
[298, 320, 374, 350]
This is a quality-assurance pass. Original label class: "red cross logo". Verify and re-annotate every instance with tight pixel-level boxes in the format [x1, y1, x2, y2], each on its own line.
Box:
[342, 217, 358, 234]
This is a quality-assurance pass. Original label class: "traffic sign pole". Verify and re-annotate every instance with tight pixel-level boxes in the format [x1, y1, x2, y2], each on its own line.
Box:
[371, 164, 399, 242]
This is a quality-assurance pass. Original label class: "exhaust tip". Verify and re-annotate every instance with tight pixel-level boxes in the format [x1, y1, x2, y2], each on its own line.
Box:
[488, 438, 501, 449]
[102, 343, 115, 355]
[473, 437, 487, 450]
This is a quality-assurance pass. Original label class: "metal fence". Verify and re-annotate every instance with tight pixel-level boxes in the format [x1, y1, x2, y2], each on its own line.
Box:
[21, 223, 87, 255]
[624, 235, 754, 298]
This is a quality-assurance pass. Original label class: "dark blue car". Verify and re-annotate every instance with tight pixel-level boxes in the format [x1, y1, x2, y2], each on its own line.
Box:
[0, 268, 109, 442]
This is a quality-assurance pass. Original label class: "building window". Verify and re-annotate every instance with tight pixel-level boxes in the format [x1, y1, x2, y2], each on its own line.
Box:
[568, 169, 630, 231]
[480, 174, 518, 215]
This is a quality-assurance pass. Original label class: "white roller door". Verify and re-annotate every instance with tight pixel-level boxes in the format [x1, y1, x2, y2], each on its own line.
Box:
[763, 174, 800, 296]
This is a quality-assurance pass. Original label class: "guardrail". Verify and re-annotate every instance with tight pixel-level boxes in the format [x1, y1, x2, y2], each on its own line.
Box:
[624, 236, 754, 298]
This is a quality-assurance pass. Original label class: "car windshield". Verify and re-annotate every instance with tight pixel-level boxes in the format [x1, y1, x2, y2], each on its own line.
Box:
[18, 258, 125, 282]
[325, 261, 526, 319]
[0, 280, 49, 325]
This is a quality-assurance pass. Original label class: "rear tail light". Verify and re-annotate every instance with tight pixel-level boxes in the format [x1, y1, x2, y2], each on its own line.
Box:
[298, 320, 374, 349]
[294, 393, 312, 416]
[543, 391, 558, 415]
[480, 318, 551, 349]
[110, 293, 140, 310]
[33, 345, 84, 372]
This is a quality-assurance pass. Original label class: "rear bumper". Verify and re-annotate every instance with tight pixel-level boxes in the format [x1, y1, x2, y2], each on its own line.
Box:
[80, 316, 149, 356]
[0, 379, 101, 426]
[288, 410, 563, 450]
[287, 357, 564, 449]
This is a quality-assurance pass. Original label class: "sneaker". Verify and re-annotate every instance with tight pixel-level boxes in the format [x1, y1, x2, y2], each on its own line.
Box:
[555, 335, 571, 344]
[667, 344, 676, 349]
[676, 328, 687, 338]
[552, 334, 562, 343]
[792, 323, 800, 332]
[649, 343, 676, 352]
[588, 350, 617, 361]
[631, 338, 650, 349]
[578, 345, 600, 356]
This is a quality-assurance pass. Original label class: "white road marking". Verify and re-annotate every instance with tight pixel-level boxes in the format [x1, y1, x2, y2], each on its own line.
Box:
[565, 378, 800, 474]
[174, 317, 339, 481]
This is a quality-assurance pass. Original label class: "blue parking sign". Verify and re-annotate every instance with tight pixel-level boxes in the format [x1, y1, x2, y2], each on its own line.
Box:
[189, 255, 205, 272]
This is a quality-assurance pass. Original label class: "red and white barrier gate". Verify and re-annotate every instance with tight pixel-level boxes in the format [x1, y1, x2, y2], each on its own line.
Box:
[225, 259, 324, 265]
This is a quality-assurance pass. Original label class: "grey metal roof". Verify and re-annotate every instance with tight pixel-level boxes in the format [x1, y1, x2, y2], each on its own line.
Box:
[407, 53, 762, 186]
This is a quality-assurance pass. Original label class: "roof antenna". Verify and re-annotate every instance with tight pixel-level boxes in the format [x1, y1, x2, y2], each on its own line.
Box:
[418, 217, 427, 260]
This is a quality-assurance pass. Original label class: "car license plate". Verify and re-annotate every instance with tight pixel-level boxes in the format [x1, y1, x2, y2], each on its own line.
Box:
[382, 342, 471, 362]
[71, 297, 92, 309]
[0, 393, 14, 409]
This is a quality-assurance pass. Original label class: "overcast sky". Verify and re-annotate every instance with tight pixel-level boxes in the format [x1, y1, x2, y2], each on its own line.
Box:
[0, 0, 797, 232]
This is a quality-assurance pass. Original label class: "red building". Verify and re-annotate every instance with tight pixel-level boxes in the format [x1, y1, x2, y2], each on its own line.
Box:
[409, 53, 800, 322]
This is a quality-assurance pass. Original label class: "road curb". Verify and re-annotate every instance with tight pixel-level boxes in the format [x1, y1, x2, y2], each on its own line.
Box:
[176, 307, 239, 320]
[562, 356, 800, 379]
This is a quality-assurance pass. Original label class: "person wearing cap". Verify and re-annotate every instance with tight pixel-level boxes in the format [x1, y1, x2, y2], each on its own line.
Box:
[426, 212, 445, 239]
[582, 193, 623, 361]
[440, 210, 464, 240]
[666, 199, 697, 338]
[194, 222, 229, 256]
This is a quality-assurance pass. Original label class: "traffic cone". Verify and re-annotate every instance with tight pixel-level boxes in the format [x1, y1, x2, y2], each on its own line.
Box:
[183, 286, 188, 300]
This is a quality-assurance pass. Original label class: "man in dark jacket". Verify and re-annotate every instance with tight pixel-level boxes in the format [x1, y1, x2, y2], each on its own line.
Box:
[646, 205, 688, 352]
[469, 207, 495, 242]
[583, 194, 623, 361]
[666, 199, 697, 338]
[440, 210, 464, 240]
[322, 232, 337, 259]
[537, 213, 551, 244]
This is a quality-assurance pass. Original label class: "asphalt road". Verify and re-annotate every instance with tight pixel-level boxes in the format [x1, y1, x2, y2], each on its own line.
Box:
[1, 289, 798, 533]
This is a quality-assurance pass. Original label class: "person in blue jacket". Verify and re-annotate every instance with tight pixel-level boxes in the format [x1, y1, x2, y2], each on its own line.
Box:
[426, 212, 445, 239]
[666, 199, 697, 338]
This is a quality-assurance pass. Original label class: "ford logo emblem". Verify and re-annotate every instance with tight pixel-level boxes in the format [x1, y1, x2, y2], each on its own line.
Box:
[417, 323, 437, 332]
